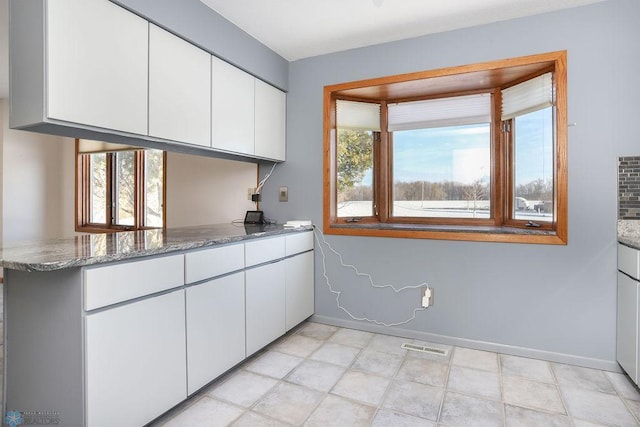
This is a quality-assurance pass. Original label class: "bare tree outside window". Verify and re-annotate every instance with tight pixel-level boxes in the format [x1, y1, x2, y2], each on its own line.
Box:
[78, 145, 165, 231]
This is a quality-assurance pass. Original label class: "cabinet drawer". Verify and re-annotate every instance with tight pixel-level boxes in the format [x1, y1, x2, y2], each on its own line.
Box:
[245, 236, 285, 267]
[84, 255, 184, 311]
[619, 243, 640, 280]
[185, 243, 245, 284]
[286, 231, 313, 256]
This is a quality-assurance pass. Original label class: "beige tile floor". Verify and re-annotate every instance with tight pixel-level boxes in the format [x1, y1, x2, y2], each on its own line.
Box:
[152, 322, 640, 427]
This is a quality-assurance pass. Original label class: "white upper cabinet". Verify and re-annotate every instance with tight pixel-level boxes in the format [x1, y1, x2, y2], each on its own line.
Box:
[149, 24, 211, 147]
[9, 0, 286, 162]
[46, 0, 149, 135]
[255, 79, 286, 161]
[211, 56, 255, 155]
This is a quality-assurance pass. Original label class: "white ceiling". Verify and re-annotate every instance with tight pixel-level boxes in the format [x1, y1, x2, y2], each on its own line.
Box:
[0, 0, 608, 99]
[200, 0, 606, 61]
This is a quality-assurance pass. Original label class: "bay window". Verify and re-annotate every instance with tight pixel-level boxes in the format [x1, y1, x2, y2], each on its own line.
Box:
[323, 51, 567, 244]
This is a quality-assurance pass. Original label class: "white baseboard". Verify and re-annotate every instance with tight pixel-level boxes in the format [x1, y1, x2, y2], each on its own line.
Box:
[310, 314, 622, 373]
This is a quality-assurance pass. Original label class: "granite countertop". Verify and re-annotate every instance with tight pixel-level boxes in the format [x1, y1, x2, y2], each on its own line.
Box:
[618, 220, 640, 250]
[0, 223, 313, 272]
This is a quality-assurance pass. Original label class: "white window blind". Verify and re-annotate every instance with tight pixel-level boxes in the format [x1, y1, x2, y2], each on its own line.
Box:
[336, 100, 381, 131]
[387, 93, 491, 132]
[501, 72, 553, 120]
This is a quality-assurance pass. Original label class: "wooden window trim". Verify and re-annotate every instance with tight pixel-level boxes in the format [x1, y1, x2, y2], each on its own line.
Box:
[75, 140, 167, 233]
[323, 51, 567, 245]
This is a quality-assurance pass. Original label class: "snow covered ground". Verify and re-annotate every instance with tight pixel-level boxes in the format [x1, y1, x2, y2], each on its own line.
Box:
[337, 200, 552, 221]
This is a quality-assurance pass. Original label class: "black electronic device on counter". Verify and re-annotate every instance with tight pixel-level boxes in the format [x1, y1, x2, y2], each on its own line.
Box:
[244, 210, 265, 224]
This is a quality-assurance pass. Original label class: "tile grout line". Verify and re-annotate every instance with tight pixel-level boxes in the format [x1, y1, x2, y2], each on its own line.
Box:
[606, 371, 640, 426]
[497, 352, 506, 427]
[369, 344, 410, 424]
[288, 324, 364, 426]
[322, 329, 395, 426]
[271, 327, 330, 426]
[547, 361, 574, 424]
[435, 345, 454, 424]
[154, 322, 640, 426]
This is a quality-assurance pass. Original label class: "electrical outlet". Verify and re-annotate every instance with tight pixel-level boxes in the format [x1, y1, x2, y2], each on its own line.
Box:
[279, 186, 288, 202]
[247, 187, 256, 201]
[421, 286, 434, 308]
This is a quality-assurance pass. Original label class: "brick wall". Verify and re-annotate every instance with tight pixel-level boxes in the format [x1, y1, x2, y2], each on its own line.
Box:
[619, 156, 640, 219]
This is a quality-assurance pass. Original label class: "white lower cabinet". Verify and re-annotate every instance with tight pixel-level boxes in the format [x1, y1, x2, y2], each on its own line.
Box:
[186, 272, 246, 394]
[617, 271, 639, 383]
[617, 242, 640, 385]
[286, 251, 315, 330]
[5, 231, 313, 427]
[85, 290, 187, 426]
[246, 261, 286, 356]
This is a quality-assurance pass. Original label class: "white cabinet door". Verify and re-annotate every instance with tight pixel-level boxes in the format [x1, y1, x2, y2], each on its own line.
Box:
[246, 262, 286, 356]
[617, 272, 639, 384]
[85, 290, 187, 426]
[186, 272, 246, 395]
[149, 24, 211, 147]
[47, 0, 148, 135]
[285, 251, 315, 331]
[254, 79, 286, 161]
[211, 56, 255, 155]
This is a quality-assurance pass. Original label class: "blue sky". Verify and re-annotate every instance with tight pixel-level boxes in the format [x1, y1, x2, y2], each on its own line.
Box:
[393, 124, 491, 184]
[360, 107, 553, 186]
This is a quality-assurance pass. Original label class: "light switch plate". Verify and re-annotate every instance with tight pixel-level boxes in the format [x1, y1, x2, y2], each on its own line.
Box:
[279, 186, 288, 202]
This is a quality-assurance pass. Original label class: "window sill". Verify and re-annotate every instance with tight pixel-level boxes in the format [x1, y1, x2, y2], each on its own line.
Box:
[76, 226, 162, 234]
[325, 223, 566, 245]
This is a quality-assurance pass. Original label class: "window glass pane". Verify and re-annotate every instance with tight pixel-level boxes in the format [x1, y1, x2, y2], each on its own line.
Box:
[392, 124, 490, 218]
[513, 107, 554, 222]
[337, 129, 374, 217]
[89, 153, 107, 223]
[114, 151, 135, 226]
[145, 150, 164, 227]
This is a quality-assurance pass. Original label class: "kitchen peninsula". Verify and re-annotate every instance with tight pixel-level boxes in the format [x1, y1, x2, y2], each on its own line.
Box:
[1, 224, 314, 426]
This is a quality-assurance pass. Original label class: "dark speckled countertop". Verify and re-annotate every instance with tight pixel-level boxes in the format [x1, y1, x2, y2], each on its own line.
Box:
[0, 223, 312, 272]
[618, 220, 640, 250]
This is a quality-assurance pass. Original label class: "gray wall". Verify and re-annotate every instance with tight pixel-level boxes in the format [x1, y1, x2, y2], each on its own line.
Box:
[112, 0, 288, 90]
[260, 0, 640, 369]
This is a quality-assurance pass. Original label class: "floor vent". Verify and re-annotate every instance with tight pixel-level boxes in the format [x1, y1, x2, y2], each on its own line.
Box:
[401, 343, 448, 356]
